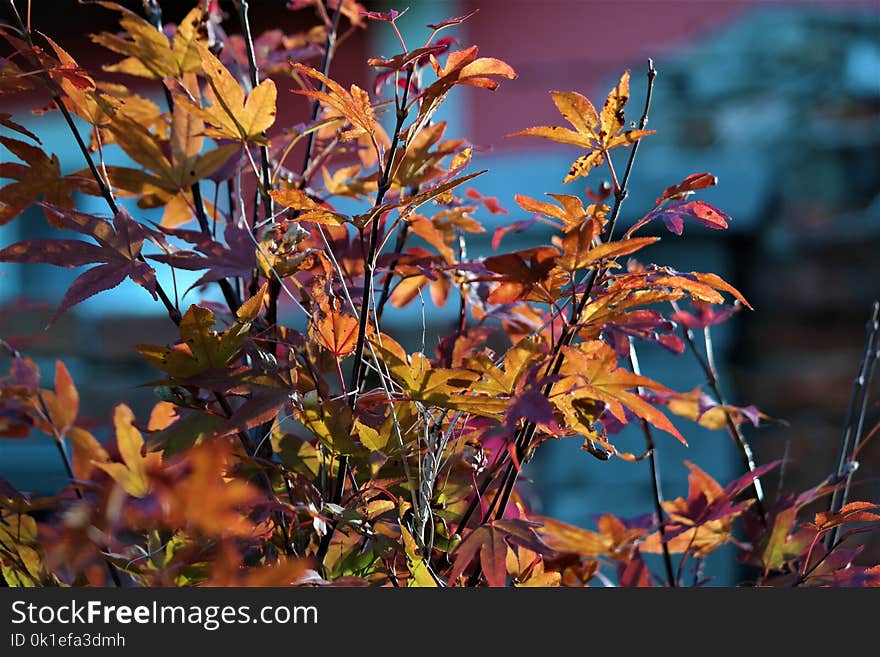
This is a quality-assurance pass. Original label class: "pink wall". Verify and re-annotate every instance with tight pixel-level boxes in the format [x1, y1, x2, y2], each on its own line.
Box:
[461, 0, 876, 151]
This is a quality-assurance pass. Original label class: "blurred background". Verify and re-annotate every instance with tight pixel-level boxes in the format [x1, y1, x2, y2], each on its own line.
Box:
[1, 0, 878, 585]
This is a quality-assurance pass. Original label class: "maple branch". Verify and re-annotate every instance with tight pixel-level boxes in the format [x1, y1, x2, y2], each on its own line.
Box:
[484, 60, 659, 530]
[264, 0, 344, 368]
[826, 300, 880, 548]
[349, 68, 414, 407]
[628, 339, 675, 588]
[315, 66, 414, 569]
[3, 0, 182, 325]
[672, 301, 766, 522]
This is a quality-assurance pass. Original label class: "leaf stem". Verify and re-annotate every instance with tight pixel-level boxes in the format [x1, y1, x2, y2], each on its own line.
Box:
[315, 66, 414, 569]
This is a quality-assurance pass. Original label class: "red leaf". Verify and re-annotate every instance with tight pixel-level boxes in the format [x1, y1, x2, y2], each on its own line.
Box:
[466, 187, 508, 215]
[618, 549, 653, 587]
[656, 172, 717, 204]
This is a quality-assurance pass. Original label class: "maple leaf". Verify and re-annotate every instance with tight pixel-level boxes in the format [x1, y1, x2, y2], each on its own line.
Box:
[642, 460, 780, 557]
[385, 249, 452, 309]
[91, 3, 204, 79]
[656, 172, 718, 204]
[147, 221, 257, 288]
[514, 193, 606, 232]
[93, 404, 163, 498]
[645, 200, 731, 236]
[658, 387, 766, 431]
[0, 136, 96, 226]
[158, 439, 262, 538]
[136, 305, 249, 380]
[39, 35, 120, 129]
[105, 108, 238, 202]
[560, 236, 659, 273]
[172, 43, 277, 145]
[811, 502, 880, 533]
[0, 113, 40, 143]
[391, 121, 466, 190]
[535, 514, 643, 562]
[310, 298, 359, 359]
[292, 62, 377, 143]
[448, 519, 553, 587]
[375, 335, 507, 418]
[411, 46, 517, 143]
[756, 476, 838, 571]
[0, 204, 158, 323]
[269, 188, 347, 225]
[508, 72, 654, 183]
[670, 300, 740, 330]
[555, 340, 686, 444]
[42, 360, 78, 433]
[617, 548, 654, 587]
[480, 246, 563, 305]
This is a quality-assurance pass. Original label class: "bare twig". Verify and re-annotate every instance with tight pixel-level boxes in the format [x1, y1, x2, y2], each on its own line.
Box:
[628, 339, 675, 587]
[826, 300, 880, 548]
[234, 0, 273, 222]
[671, 300, 766, 522]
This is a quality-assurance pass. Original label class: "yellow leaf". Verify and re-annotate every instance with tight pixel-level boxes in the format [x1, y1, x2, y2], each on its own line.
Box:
[400, 523, 438, 587]
[49, 360, 78, 431]
[67, 426, 108, 481]
[197, 43, 275, 142]
[269, 188, 346, 225]
[91, 3, 204, 79]
[93, 404, 162, 498]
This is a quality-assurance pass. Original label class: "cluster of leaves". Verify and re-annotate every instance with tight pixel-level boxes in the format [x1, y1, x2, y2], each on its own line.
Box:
[0, 1, 876, 588]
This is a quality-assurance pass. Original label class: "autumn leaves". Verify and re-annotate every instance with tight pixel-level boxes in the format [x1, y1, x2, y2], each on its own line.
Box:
[0, 1, 779, 588]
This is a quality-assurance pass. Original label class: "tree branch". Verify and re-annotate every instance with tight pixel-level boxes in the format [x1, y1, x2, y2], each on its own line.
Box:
[484, 60, 658, 532]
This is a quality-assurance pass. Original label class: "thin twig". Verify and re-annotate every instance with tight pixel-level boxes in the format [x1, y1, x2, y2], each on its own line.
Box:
[671, 300, 766, 522]
[826, 300, 880, 548]
[234, 0, 273, 222]
[628, 339, 675, 587]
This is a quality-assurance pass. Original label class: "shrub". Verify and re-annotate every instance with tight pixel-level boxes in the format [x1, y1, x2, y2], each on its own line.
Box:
[0, 1, 877, 588]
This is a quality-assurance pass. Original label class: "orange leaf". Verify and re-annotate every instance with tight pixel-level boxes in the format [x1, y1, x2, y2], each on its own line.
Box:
[50, 360, 78, 431]
[311, 301, 359, 359]
[269, 189, 346, 225]
[93, 404, 162, 498]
